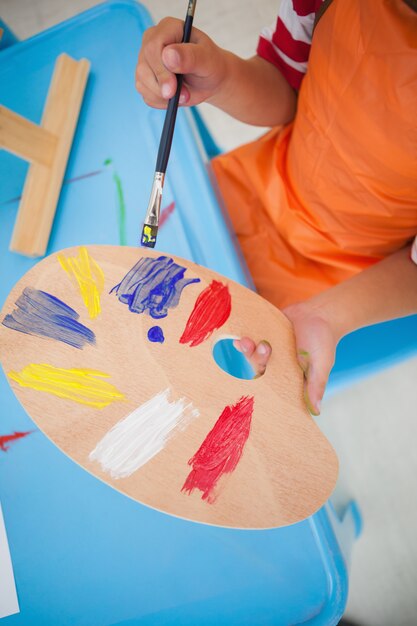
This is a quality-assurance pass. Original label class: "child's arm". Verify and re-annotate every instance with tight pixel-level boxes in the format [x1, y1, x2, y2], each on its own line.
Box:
[287, 244, 417, 414]
[136, 18, 296, 127]
[236, 245, 417, 414]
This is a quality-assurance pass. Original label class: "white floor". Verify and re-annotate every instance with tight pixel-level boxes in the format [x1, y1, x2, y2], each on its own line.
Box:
[2, 1, 417, 625]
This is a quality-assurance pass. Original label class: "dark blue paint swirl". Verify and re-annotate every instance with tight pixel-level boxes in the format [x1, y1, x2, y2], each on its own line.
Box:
[111, 256, 200, 319]
[147, 326, 165, 343]
[2, 287, 95, 349]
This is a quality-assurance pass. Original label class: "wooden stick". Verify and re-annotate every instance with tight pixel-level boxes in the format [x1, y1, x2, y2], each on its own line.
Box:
[0, 106, 57, 167]
[9, 54, 90, 257]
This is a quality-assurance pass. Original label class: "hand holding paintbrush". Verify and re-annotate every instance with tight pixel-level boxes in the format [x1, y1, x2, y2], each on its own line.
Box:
[141, 0, 197, 248]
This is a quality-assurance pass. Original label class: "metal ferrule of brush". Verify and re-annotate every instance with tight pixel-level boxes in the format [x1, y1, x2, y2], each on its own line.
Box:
[145, 171, 165, 226]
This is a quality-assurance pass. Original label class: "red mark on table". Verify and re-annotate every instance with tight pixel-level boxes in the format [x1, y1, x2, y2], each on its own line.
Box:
[64, 169, 104, 185]
[0, 169, 104, 207]
[179, 280, 231, 347]
[0, 431, 32, 452]
[159, 201, 175, 228]
[182, 396, 254, 503]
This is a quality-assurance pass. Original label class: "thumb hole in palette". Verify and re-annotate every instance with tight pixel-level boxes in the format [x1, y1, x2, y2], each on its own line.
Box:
[212, 338, 255, 380]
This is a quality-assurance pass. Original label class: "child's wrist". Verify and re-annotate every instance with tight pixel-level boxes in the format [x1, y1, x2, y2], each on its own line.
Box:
[283, 295, 350, 345]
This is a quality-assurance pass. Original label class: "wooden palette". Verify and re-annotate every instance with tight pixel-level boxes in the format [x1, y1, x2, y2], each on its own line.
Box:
[0, 245, 338, 529]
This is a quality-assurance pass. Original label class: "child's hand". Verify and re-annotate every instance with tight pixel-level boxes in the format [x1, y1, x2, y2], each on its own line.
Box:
[282, 302, 336, 416]
[136, 18, 228, 109]
[234, 302, 337, 416]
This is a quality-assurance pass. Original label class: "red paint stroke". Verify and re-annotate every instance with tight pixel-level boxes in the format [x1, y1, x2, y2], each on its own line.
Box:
[0, 431, 32, 452]
[63, 169, 104, 185]
[179, 280, 231, 347]
[0, 169, 104, 207]
[159, 201, 175, 228]
[182, 396, 254, 503]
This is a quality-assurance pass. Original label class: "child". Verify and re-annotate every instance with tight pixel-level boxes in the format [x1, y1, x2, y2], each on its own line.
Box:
[136, 0, 417, 414]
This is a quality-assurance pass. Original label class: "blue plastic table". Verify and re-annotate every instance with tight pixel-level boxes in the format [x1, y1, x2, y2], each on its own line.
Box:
[0, 2, 361, 624]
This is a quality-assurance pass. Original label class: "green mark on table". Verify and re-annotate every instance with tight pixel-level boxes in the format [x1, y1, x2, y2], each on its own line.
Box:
[104, 158, 127, 246]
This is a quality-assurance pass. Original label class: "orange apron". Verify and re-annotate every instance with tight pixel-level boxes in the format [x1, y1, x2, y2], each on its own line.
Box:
[211, 0, 417, 308]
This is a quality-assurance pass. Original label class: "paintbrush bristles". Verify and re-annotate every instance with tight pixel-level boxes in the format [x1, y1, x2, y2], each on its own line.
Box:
[141, 224, 158, 248]
[141, 172, 164, 248]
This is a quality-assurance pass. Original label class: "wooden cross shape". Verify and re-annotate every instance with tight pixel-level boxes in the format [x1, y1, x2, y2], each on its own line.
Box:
[0, 53, 90, 257]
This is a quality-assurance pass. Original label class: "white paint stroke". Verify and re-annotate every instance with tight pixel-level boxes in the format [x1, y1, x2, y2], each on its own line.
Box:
[0, 503, 20, 619]
[89, 389, 199, 479]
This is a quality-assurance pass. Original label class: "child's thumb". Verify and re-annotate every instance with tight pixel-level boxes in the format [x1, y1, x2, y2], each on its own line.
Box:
[162, 42, 212, 77]
[291, 318, 336, 416]
[299, 348, 334, 416]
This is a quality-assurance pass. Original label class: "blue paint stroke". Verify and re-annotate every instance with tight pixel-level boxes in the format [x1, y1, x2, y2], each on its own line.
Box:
[148, 326, 165, 343]
[111, 256, 200, 319]
[2, 287, 96, 349]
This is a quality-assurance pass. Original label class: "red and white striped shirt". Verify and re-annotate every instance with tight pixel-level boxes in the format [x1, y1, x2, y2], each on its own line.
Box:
[257, 0, 323, 90]
[257, 0, 417, 265]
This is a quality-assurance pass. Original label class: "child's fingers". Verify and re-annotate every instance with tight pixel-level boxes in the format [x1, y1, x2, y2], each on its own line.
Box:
[136, 62, 164, 102]
[234, 337, 272, 377]
[162, 40, 216, 79]
[137, 18, 184, 101]
[234, 337, 256, 358]
[136, 60, 191, 107]
[250, 340, 272, 376]
[137, 19, 222, 108]
[138, 85, 190, 109]
[153, 64, 177, 100]
[136, 51, 176, 102]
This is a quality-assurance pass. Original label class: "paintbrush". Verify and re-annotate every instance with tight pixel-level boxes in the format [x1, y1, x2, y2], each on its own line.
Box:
[141, 0, 197, 248]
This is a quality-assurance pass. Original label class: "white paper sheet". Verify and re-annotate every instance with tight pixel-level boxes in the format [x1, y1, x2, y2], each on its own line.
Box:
[0, 503, 19, 619]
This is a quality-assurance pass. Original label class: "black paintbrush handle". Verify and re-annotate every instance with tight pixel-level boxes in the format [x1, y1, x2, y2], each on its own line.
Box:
[155, 0, 196, 174]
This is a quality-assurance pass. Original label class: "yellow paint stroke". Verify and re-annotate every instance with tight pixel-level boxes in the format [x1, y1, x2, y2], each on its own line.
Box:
[58, 247, 105, 319]
[8, 364, 124, 409]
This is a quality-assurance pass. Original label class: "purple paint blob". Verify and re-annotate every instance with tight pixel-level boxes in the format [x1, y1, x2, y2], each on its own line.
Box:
[2, 287, 95, 349]
[111, 256, 200, 319]
[148, 326, 165, 343]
